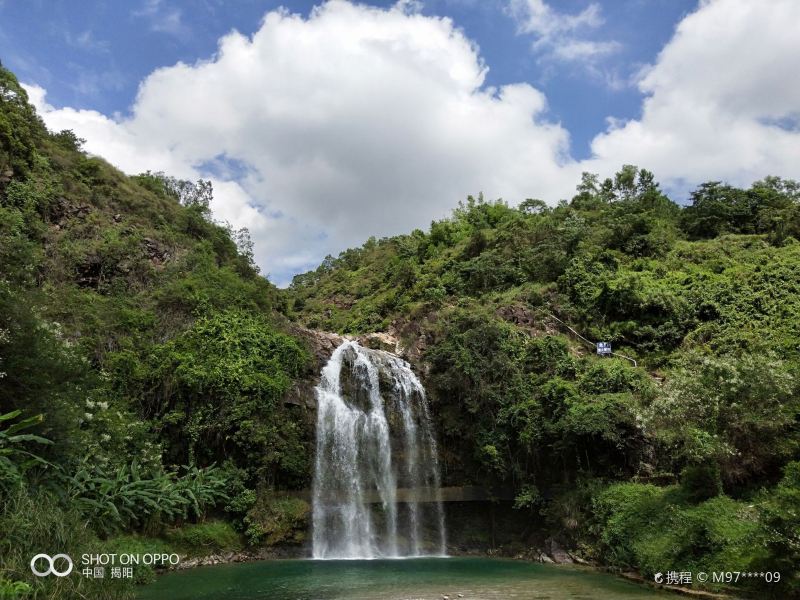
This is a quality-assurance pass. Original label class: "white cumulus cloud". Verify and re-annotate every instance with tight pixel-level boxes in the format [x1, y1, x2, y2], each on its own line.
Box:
[585, 0, 800, 190]
[508, 0, 619, 65]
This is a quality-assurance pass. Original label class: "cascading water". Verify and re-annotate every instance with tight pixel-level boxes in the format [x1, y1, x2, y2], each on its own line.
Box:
[312, 340, 446, 559]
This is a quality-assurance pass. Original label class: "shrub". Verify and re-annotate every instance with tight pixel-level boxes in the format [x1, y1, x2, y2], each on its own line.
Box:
[164, 521, 242, 556]
[592, 482, 769, 593]
[67, 461, 229, 536]
[0, 410, 52, 491]
[648, 352, 799, 484]
[0, 578, 31, 599]
[757, 461, 800, 597]
[0, 485, 132, 599]
[244, 496, 310, 546]
[592, 482, 666, 569]
[680, 463, 722, 503]
[137, 310, 311, 487]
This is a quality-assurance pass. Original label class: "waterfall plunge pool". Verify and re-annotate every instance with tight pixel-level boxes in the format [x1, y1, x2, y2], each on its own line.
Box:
[137, 557, 673, 599]
[139, 344, 672, 599]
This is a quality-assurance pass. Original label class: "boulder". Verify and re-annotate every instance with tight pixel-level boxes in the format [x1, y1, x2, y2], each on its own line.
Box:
[357, 332, 398, 353]
[544, 538, 574, 564]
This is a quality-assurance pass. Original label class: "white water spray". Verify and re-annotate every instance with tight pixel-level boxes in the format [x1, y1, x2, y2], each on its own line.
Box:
[312, 341, 446, 559]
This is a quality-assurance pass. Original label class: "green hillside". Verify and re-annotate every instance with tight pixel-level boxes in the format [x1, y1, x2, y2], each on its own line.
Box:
[290, 169, 800, 595]
[0, 66, 313, 599]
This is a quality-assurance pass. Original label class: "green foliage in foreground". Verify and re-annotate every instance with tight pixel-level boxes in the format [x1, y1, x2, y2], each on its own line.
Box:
[67, 462, 229, 536]
[0, 65, 311, 598]
[760, 462, 800, 591]
[591, 461, 800, 598]
[593, 483, 765, 587]
[0, 485, 129, 599]
[0, 578, 32, 600]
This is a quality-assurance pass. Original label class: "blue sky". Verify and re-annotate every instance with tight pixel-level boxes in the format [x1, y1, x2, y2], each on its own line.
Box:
[1, 0, 798, 285]
[1, 0, 693, 159]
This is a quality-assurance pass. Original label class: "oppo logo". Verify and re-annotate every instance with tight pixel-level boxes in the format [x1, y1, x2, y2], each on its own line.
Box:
[30, 553, 74, 577]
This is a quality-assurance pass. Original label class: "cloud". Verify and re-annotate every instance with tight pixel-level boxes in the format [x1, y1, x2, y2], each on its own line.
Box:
[508, 0, 619, 64]
[133, 0, 188, 37]
[585, 0, 800, 191]
[27, 0, 579, 285]
[550, 39, 619, 63]
[24, 0, 800, 285]
[511, 0, 602, 37]
[64, 30, 110, 53]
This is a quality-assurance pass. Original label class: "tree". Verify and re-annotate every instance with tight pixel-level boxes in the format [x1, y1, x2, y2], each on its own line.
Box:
[133, 171, 213, 213]
[681, 182, 755, 238]
[0, 67, 46, 179]
[647, 352, 799, 485]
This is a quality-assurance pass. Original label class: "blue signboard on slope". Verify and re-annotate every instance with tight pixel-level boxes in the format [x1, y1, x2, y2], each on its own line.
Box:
[596, 342, 612, 355]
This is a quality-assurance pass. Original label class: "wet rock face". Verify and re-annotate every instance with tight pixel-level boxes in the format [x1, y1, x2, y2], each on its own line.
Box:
[288, 326, 345, 374]
[334, 344, 426, 423]
[544, 539, 574, 564]
[282, 327, 431, 417]
[383, 319, 434, 375]
[338, 346, 374, 413]
[283, 326, 345, 411]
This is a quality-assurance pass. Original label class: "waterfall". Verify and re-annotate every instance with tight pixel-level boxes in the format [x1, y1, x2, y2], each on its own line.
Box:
[312, 340, 446, 559]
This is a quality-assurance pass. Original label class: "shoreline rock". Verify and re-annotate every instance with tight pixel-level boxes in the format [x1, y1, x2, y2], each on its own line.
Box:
[175, 546, 307, 570]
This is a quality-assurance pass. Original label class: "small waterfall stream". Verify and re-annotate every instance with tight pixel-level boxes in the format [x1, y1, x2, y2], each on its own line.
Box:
[311, 341, 446, 559]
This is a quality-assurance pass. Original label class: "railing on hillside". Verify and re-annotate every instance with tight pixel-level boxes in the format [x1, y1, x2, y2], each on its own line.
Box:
[546, 313, 638, 367]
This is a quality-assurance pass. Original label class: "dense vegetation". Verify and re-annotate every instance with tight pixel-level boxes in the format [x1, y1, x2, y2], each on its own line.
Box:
[2, 59, 799, 599]
[291, 169, 800, 596]
[0, 66, 314, 599]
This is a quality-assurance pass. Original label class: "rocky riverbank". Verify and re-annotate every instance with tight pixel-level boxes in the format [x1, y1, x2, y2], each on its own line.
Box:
[175, 546, 307, 570]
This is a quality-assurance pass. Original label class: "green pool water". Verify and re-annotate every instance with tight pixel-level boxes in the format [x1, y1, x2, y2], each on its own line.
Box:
[137, 557, 673, 600]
